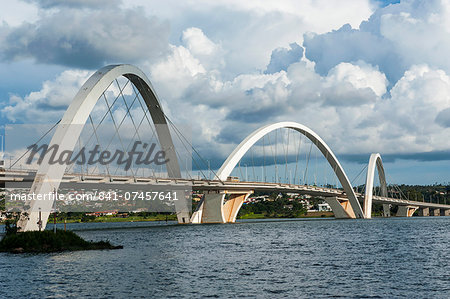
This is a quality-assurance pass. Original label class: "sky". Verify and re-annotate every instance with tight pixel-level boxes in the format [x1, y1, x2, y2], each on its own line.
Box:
[0, 0, 449, 185]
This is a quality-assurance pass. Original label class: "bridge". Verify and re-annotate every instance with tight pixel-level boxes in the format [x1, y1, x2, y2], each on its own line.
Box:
[2, 64, 449, 231]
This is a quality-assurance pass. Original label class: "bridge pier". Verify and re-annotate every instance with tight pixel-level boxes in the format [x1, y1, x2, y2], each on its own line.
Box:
[431, 208, 441, 216]
[222, 193, 251, 222]
[418, 207, 430, 217]
[382, 204, 391, 217]
[190, 190, 253, 224]
[196, 192, 225, 223]
[440, 209, 450, 216]
[396, 205, 418, 217]
[324, 197, 356, 219]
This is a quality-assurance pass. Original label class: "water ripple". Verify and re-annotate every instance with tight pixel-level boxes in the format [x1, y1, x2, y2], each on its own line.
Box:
[0, 217, 449, 298]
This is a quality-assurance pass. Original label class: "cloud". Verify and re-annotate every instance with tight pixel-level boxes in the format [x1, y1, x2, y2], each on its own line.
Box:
[350, 64, 450, 154]
[383, 65, 450, 136]
[149, 44, 207, 100]
[176, 0, 373, 30]
[1, 69, 90, 122]
[2, 0, 450, 183]
[23, 0, 121, 9]
[325, 61, 387, 97]
[319, 61, 387, 107]
[0, 6, 170, 68]
[436, 108, 450, 128]
[0, 0, 39, 26]
[123, 0, 374, 77]
[147, 22, 450, 161]
[304, 0, 450, 85]
[150, 47, 393, 159]
[182, 27, 218, 56]
[265, 43, 303, 74]
[303, 23, 402, 83]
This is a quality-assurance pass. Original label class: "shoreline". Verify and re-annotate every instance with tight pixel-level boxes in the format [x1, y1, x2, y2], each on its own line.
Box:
[0, 212, 335, 226]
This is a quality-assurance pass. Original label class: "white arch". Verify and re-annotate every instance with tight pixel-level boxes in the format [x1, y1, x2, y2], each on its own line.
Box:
[216, 121, 365, 218]
[19, 64, 190, 231]
[363, 153, 387, 218]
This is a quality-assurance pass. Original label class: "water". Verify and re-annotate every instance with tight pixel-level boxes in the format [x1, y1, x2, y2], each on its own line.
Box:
[1, 217, 449, 298]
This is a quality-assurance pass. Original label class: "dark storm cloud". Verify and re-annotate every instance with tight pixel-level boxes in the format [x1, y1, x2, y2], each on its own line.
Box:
[0, 7, 170, 69]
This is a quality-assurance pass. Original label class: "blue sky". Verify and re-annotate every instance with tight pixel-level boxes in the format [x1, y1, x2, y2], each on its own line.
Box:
[0, 0, 449, 185]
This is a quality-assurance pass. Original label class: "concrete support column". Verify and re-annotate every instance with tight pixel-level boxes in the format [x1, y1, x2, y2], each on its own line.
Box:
[324, 197, 356, 219]
[396, 205, 418, 217]
[190, 190, 253, 223]
[418, 207, 430, 217]
[222, 193, 252, 223]
[382, 204, 391, 217]
[199, 192, 226, 223]
[175, 195, 191, 224]
[440, 209, 450, 216]
[431, 208, 441, 216]
[190, 195, 204, 224]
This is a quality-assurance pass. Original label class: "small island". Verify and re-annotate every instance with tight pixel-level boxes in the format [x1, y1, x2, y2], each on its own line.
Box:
[0, 230, 122, 254]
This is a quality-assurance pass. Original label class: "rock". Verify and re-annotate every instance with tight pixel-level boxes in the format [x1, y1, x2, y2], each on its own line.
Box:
[12, 247, 24, 254]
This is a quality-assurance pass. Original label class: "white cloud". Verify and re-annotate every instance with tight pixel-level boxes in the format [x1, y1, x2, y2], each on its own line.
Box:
[2, 70, 90, 122]
[0, 0, 39, 26]
[378, 64, 450, 152]
[182, 27, 218, 57]
[149, 45, 207, 100]
[2, 0, 450, 177]
[178, 0, 373, 30]
[124, 0, 374, 76]
[316, 64, 450, 155]
[325, 61, 387, 97]
[305, 0, 450, 84]
[181, 27, 225, 70]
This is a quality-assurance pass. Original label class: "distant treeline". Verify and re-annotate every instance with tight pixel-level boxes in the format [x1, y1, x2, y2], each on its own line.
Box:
[237, 191, 308, 219]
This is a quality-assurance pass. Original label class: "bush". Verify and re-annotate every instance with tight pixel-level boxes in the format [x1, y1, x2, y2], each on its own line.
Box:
[0, 230, 122, 253]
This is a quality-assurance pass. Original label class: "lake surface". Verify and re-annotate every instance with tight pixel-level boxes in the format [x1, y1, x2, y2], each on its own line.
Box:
[1, 217, 449, 298]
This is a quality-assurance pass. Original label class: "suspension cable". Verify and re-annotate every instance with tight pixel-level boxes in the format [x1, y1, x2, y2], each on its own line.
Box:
[8, 119, 61, 169]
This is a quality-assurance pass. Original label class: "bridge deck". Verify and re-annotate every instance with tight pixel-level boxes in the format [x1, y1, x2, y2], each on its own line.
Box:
[1, 169, 450, 210]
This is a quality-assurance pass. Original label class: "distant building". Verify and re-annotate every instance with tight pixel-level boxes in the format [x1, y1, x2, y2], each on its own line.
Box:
[318, 203, 331, 212]
[245, 195, 269, 203]
[86, 210, 118, 217]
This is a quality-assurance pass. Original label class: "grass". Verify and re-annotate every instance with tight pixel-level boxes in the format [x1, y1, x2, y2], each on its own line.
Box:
[37, 214, 177, 224]
[239, 212, 267, 219]
[239, 211, 334, 219]
[92, 214, 176, 222]
[0, 230, 122, 253]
